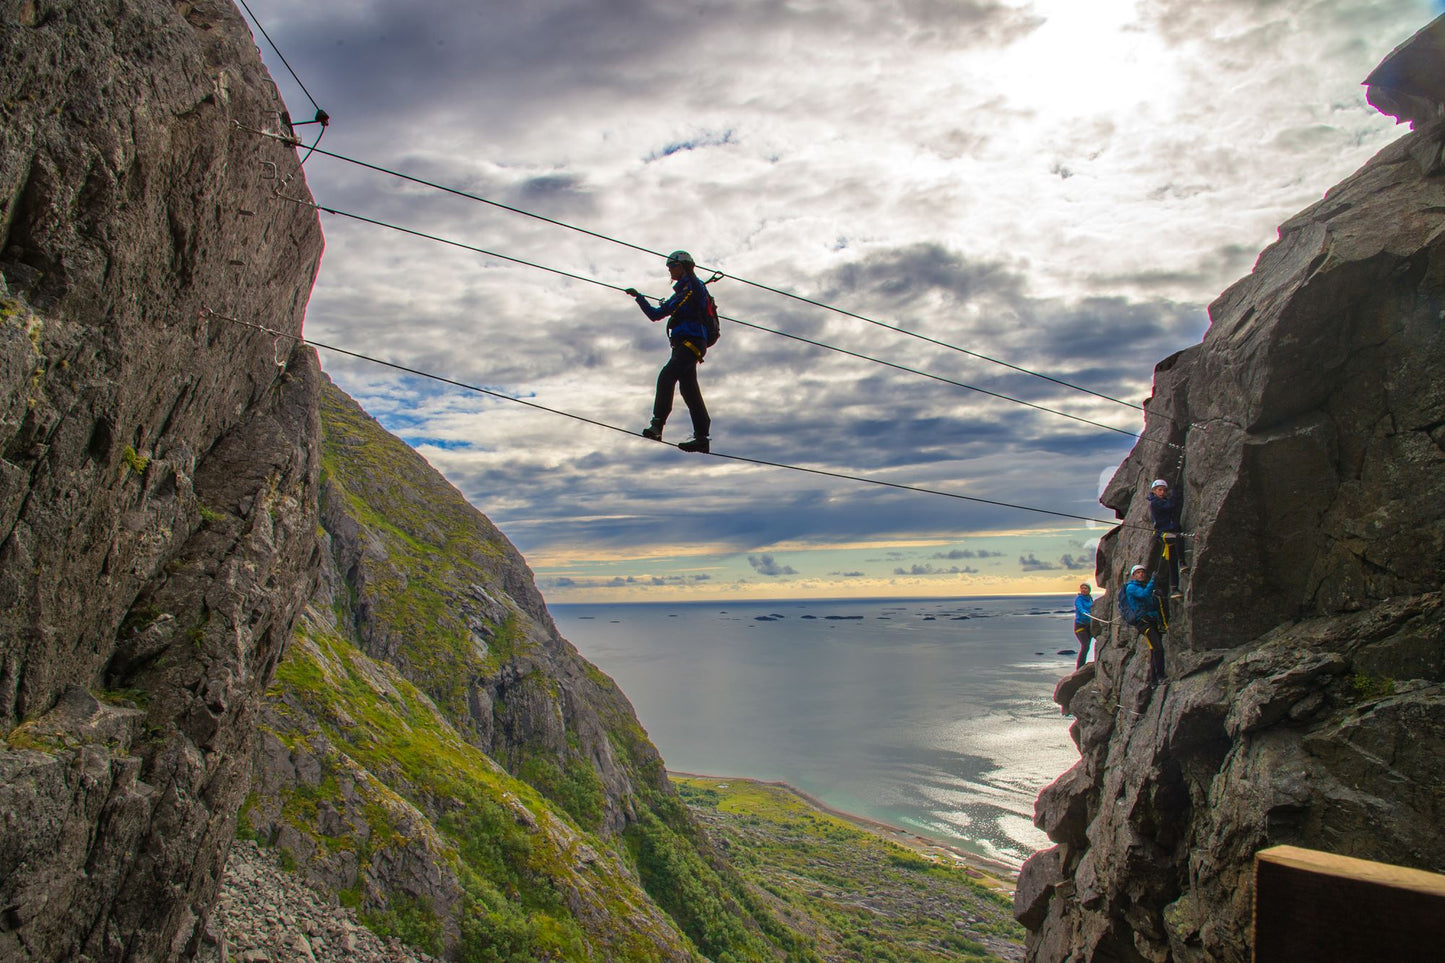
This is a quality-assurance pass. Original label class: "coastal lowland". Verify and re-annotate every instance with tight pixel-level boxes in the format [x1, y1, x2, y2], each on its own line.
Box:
[674, 775, 1025, 962]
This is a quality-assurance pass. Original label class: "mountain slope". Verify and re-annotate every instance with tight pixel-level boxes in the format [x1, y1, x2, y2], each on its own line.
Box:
[241, 378, 797, 962]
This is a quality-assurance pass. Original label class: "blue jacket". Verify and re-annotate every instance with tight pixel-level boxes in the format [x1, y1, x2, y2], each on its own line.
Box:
[635, 273, 711, 348]
[1147, 491, 1181, 533]
[1074, 593, 1093, 627]
[1122, 577, 1160, 622]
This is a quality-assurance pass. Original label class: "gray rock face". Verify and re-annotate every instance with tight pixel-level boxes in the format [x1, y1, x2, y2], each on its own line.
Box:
[1019, 20, 1445, 963]
[0, 0, 324, 959]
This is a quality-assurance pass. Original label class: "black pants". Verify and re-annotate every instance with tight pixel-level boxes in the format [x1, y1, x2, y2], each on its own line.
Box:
[654, 341, 709, 438]
[1140, 618, 1166, 684]
[1074, 624, 1092, 669]
[1157, 532, 1182, 594]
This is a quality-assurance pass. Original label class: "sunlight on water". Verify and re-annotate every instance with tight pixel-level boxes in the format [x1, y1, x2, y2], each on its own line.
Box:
[553, 595, 1082, 870]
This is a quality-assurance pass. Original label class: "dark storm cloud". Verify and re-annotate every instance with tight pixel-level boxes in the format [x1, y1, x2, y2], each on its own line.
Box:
[265, 0, 1039, 149]
[513, 173, 599, 217]
[1090, 245, 1261, 296]
[1139, 0, 1417, 51]
[846, 0, 1045, 47]
[892, 564, 979, 575]
[931, 548, 1006, 559]
[1019, 553, 1058, 571]
[1058, 554, 1092, 571]
[821, 243, 1026, 306]
[748, 554, 798, 577]
[266, 0, 659, 128]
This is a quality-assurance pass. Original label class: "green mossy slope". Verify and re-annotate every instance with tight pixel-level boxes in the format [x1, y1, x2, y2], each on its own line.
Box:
[676, 777, 1026, 963]
[249, 615, 693, 961]
[245, 378, 793, 961]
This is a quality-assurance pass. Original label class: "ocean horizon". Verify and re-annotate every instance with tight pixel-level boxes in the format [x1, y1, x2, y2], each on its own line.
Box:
[551, 594, 1084, 870]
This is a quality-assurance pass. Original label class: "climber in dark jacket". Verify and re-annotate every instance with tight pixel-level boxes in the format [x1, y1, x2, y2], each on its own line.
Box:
[1146, 478, 1184, 601]
[626, 250, 711, 453]
[1122, 564, 1167, 685]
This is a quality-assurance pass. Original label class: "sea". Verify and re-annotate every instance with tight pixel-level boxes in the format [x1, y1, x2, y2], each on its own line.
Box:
[550, 595, 1083, 870]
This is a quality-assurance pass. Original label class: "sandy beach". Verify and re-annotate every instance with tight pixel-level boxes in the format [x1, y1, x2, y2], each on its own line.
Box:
[669, 770, 1022, 888]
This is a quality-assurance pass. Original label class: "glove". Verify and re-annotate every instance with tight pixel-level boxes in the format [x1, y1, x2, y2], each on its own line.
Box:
[624, 288, 640, 298]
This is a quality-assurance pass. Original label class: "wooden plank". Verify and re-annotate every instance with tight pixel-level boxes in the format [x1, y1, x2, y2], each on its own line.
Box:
[1254, 845, 1445, 962]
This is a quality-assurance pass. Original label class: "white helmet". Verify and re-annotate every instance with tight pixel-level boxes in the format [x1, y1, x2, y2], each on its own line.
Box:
[665, 250, 695, 267]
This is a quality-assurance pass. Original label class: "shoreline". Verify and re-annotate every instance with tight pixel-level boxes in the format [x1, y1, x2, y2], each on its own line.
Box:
[668, 770, 1021, 885]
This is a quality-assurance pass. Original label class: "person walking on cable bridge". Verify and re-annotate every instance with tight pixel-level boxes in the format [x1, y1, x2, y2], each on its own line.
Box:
[626, 250, 714, 453]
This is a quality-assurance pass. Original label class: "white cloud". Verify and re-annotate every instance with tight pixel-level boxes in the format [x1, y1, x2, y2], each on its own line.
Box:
[241, 0, 1433, 598]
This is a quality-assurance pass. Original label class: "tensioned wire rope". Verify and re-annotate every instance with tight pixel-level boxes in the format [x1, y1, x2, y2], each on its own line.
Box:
[234, 124, 1141, 411]
[234, 0, 330, 162]
[219, 15, 1170, 554]
[205, 308, 1126, 528]
[281, 195, 1147, 442]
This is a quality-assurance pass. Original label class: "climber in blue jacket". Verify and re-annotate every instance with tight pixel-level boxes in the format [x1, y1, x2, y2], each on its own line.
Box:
[625, 250, 712, 453]
[1122, 564, 1167, 685]
[1073, 583, 1095, 670]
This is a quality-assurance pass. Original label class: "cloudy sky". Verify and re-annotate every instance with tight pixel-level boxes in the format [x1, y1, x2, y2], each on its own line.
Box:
[240, 0, 1436, 602]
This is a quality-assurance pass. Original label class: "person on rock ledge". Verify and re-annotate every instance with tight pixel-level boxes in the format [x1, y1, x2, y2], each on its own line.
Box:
[1121, 564, 1167, 686]
[625, 250, 714, 454]
[1073, 583, 1095, 670]
[1146, 478, 1184, 603]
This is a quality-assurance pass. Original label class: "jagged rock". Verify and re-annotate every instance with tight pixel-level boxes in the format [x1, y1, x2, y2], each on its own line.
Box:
[1019, 19, 1445, 963]
[1054, 662, 1096, 716]
[1014, 845, 1063, 929]
[0, 0, 324, 959]
[1366, 14, 1445, 127]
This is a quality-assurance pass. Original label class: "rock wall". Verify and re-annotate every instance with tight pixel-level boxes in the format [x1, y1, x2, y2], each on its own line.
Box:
[1016, 18, 1445, 963]
[0, 0, 324, 959]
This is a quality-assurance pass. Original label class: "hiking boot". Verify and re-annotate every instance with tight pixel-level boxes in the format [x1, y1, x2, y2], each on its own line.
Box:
[677, 436, 710, 453]
[641, 420, 664, 441]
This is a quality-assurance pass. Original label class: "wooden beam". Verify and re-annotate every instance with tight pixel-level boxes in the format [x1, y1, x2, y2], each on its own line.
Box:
[1254, 845, 1445, 962]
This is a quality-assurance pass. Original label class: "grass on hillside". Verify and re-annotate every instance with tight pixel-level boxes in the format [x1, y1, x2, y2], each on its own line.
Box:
[674, 777, 1025, 963]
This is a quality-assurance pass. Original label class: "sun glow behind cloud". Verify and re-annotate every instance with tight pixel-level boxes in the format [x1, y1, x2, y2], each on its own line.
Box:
[994, 0, 1183, 123]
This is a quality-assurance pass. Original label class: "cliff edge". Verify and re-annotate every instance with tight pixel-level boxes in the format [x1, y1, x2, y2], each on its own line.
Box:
[0, 1, 324, 958]
[1016, 17, 1445, 963]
